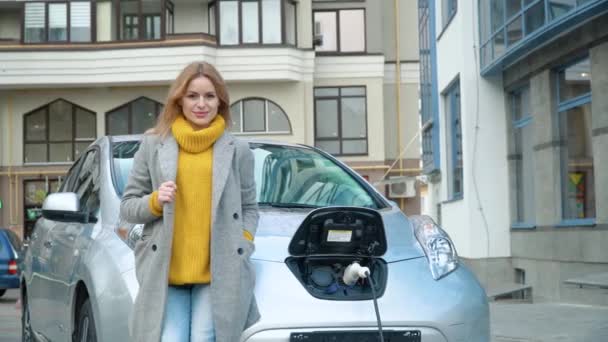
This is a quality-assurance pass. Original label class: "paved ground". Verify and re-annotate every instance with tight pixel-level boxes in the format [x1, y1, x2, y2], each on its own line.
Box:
[490, 301, 608, 342]
[1, 288, 608, 342]
[0, 289, 19, 342]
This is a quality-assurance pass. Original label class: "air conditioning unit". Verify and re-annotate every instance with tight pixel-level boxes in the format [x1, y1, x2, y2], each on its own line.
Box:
[388, 176, 417, 198]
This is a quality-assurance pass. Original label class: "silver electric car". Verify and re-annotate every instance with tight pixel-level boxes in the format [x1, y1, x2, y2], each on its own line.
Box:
[21, 135, 489, 342]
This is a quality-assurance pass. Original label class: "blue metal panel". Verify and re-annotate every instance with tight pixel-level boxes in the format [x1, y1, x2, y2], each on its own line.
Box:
[430, 0, 441, 173]
[480, 0, 608, 75]
[418, 0, 441, 174]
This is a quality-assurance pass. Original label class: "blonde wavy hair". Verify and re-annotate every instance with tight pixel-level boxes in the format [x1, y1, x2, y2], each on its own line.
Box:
[150, 62, 231, 137]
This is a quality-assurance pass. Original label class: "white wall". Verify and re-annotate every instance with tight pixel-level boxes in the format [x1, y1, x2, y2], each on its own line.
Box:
[383, 62, 421, 161]
[434, 0, 510, 259]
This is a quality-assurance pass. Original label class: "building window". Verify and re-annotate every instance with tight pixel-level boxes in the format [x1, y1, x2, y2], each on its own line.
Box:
[442, 0, 457, 28]
[24, 1, 92, 43]
[314, 86, 367, 156]
[479, 0, 595, 69]
[211, 0, 297, 46]
[510, 86, 535, 225]
[313, 9, 365, 53]
[445, 80, 462, 199]
[557, 57, 594, 221]
[117, 0, 172, 41]
[106, 97, 163, 135]
[419, 0, 440, 173]
[23, 99, 96, 164]
[229, 98, 292, 134]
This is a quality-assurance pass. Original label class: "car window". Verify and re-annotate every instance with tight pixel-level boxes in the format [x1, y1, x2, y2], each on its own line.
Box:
[111, 140, 141, 197]
[73, 149, 101, 214]
[60, 156, 85, 192]
[6, 229, 22, 251]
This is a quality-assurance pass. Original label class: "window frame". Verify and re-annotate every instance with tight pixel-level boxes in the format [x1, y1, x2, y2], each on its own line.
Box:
[22, 1, 95, 44]
[509, 85, 536, 228]
[71, 147, 101, 215]
[441, 0, 458, 30]
[209, 0, 298, 47]
[229, 97, 292, 135]
[105, 96, 163, 135]
[555, 55, 595, 225]
[23, 99, 97, 165]
[419, 0, 441, 174]
[114, 0, 173, 42]
[444, 79, 463, 200]
[313, 86, 368, 157]
[312, 8, 366, 54]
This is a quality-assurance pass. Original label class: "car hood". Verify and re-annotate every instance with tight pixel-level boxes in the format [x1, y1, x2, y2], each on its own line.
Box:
[252, 206, 425, 262]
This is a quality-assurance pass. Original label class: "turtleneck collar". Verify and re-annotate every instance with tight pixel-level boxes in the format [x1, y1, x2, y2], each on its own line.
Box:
[171, 114, 226, 153]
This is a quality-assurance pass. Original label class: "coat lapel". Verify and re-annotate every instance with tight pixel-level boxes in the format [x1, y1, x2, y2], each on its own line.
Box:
[158, 134, 178, 183]
[212, 132, 235, 224]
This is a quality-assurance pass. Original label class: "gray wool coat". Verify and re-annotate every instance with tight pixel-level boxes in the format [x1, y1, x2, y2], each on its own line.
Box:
[120, 131, 260, 342]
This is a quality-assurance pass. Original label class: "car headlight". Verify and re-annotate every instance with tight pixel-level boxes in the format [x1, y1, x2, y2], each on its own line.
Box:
[410, 215, 459, 280]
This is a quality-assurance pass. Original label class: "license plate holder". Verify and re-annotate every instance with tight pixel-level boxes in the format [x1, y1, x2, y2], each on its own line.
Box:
[290, 330, 421, 342]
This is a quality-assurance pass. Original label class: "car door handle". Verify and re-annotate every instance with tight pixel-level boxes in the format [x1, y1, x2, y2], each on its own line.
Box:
[43, 240, 54, 249]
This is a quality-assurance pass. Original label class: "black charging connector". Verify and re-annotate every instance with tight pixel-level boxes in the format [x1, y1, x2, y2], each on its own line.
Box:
[366, 270, 385, 342]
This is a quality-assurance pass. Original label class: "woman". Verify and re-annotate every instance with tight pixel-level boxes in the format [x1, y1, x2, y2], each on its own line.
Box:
[120, 62, 260, 342]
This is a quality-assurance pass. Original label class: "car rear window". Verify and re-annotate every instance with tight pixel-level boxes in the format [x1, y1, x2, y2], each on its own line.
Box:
[0, 232, 6, 258]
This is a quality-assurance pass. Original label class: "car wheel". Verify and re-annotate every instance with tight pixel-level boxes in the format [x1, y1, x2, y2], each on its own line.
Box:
[0, 289, 6, 297]
[74, 298, 97, 342]
[22, 292, 33, 342]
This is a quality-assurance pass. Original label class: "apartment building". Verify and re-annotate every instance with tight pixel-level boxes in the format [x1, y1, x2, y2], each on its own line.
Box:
[0, 0, 421, 239]
[419, 0, 608, 304]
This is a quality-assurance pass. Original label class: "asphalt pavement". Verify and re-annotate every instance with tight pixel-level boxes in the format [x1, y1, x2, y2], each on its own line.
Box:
[1, 288, 608, 342]
[0, 289, 19, 342]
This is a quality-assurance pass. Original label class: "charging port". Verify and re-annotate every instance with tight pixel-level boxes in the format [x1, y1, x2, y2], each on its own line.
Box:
[285, 207, 388, 301]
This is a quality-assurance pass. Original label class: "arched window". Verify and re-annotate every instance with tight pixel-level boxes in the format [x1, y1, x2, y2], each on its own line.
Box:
[23, 99, 96, 164]
[106, 97, 163, 135]
[229, 98, 291, 134]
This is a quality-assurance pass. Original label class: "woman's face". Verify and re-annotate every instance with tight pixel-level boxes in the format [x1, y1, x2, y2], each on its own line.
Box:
[180, 76, 220, 130]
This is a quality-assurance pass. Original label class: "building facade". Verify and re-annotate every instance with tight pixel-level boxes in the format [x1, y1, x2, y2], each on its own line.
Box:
[421, 0, 608, 304]
[0, 0, 421, 238]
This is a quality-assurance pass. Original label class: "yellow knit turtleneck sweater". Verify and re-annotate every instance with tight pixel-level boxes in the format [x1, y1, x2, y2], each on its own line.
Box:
[163, 114, 225, 285]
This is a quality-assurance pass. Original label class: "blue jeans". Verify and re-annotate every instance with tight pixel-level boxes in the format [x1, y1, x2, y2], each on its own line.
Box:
[161, 284, 215, 342]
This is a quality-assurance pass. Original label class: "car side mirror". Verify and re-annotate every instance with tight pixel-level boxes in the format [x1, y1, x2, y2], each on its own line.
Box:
[42, 192, 95, 223]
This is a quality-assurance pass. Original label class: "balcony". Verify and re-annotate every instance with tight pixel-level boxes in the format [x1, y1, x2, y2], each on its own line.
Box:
[0, 0, 310, 87]
[479, 0, 608, 75]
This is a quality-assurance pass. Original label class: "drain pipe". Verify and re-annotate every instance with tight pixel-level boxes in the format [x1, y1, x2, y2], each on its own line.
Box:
[7, 93, 16, 226]
[393, 0, 404, 209]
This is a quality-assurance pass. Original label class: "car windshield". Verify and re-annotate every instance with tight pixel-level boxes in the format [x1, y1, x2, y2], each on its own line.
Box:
[111, 140, 382, 208]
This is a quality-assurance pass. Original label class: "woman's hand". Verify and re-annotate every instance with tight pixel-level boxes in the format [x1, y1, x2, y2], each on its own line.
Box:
[157, 181, 177, 206]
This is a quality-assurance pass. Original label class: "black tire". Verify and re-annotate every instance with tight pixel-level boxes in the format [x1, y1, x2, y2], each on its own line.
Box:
[21, 290, 33, 342]
[0, 289, 6, 297]
[74, 298, 97, 342]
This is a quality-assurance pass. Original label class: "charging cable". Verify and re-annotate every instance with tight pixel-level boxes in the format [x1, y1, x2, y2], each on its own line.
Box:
[343, 262, 385, 342]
